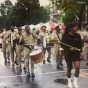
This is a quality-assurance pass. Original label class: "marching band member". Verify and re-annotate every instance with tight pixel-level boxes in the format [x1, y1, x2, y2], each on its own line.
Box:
[20, 25, 39, 77]
[4, 25, 16, 66]
[0, 29, 8, 63]
[61, 23, 83, 88]
[52, 25, 63, 69]
[13, 24, 24, 71]
[39, 25, 51, 64]
[81, 23, 88, 65]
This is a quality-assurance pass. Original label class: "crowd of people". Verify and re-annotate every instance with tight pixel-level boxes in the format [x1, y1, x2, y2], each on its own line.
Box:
[0, 22, 88, 88]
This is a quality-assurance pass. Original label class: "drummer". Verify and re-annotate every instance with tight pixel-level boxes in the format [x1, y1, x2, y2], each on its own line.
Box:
[52, 25, 63, 69]
[39, 25, 51, 64]
[19, 25, 39, 77]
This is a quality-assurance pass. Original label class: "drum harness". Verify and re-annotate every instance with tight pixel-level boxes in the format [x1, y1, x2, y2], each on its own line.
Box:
[56, 32, 61, 44]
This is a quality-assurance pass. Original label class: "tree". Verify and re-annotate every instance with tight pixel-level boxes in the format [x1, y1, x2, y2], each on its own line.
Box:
[40, 6, 50, 23]
[11, 0, 49, 26]
[0, 0, 13, 30]
[0, 0, 50, 29]
[49, 0, 87, 30]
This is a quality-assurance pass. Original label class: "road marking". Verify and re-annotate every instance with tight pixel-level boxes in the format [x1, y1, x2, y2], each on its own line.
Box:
[80, 71, 88, 78]
[0, 71, 67, 79]
[0, 69, 88, 79]
[72, 70, 88, 79]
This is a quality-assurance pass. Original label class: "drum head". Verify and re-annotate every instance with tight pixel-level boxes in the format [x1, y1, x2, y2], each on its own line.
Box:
[43, 37, 46, 48]
[59, 48, 64, 51]
[30, 49, 42, 56]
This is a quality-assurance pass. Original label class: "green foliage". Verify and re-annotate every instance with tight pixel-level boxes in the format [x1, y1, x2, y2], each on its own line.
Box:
[0, 0, 12, 30]
[0, 0, 50, 30]
[11, 0, 49, 25]
[40, 6, 50, 23]
[49, 0, 86, 25]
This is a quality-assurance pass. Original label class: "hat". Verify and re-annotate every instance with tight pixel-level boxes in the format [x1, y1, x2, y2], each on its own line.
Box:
[16, 24, 22, 28]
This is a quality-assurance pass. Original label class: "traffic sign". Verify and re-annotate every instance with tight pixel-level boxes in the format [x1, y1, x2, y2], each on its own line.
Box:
[77, 0, 86, 4]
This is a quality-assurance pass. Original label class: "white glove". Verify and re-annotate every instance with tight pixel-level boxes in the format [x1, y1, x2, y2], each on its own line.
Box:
[6, 41, 8, 44]
[3, 31, 6, 34]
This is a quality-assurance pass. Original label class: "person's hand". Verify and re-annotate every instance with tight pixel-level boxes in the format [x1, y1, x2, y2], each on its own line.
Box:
[22, 38, 24, 42]
[70, 47, 77, 51]
[80, 53, 84, 58]
[6, 41, 8, 44]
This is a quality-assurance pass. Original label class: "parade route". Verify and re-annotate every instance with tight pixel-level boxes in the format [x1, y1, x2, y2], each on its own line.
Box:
[0, 50, 88, 88]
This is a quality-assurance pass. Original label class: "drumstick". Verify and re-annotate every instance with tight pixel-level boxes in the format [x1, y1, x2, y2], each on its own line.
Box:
[58, 41, 81, 51]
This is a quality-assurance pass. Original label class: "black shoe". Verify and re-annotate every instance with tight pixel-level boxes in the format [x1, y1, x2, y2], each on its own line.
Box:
[14, 61, 18, 65]
[8, 58, 10, 60]
[18, 68, 22, 71]
[7, 58, 10, 63]
[60, 63, 63, 66]
[12, 64, 14, 66]
[43, 60, 45, 64]
[27, 72, 31, 77]
[57, 65, 59, 69]
[47, 59, 51, 63]
[86, 63, 88, 65]
[31, 73, 35, 78]
[23, 67, 26, 72]
[4, 59, 7, 63]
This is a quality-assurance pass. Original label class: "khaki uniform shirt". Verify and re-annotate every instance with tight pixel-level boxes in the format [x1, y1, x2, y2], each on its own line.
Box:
[52, 30, 62, 46]
[39, 31, 50, 47]
[2, 32, 7, 43]
[20, 32, 39, 46]
[76, 30, 81, 35]
[13, 31, 24, 41]
[5, 30, 15, 42]
[39, 31, 49, 38]
[81, 30, 88, 47]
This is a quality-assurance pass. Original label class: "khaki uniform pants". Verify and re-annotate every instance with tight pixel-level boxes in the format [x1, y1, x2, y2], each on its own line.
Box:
[24, 47, 34, 73]
[2, 43, 7, 59]
[42, 46, 51, 60]
[85, 47, 88, 61]
[54, 44, 63, 65]
[6, 42, 14, 64]
[84, 43, 88, 61]
[16, 44, 23, 67]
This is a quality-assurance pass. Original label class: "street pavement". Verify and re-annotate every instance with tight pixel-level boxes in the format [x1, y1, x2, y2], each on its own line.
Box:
[0, 48, 88, 88]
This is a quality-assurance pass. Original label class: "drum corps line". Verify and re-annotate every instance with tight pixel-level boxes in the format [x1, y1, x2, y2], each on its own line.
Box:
[0, 25, 64, 77]
[0, 23, 88, 88]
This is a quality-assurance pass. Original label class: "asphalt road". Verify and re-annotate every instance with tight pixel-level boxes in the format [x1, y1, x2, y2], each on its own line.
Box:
[0, 48, 88, 88]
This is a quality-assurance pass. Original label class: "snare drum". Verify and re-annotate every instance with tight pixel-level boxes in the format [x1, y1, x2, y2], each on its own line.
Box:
[59, 48, 64, 55]
[43, 36, 54, 48]
[29, 49, 44, 64]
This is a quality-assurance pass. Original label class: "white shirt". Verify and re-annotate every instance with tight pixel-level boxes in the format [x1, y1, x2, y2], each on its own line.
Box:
[81, 29, 88, 47]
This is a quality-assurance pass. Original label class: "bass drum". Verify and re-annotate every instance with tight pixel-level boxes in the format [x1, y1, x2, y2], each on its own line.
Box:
[29, 49, 44, 64]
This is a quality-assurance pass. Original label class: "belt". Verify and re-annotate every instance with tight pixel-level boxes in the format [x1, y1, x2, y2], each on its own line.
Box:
[24, 45, 34, 50]
[17, 43, 23, 45]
